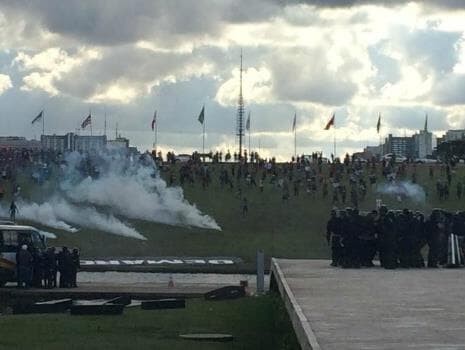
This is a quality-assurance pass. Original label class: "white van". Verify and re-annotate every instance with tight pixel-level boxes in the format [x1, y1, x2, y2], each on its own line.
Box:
[0, 224, 47, 286]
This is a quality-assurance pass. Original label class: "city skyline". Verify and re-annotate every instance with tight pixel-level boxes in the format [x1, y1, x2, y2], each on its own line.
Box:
[0, 1, 465, 159]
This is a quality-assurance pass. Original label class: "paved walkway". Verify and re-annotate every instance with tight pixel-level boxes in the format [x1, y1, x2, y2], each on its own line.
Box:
[272, 259, 465, 350]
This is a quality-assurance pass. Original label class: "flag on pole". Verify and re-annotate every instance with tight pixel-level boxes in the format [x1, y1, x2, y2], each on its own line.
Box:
[246, 111, 250, 131]
[81, 114, 92, 129]
[376, 113, 381, 134]
[31, 110, 43, 124]
[324, 113, 335, 130]
[198, 105, 205, 124]
[151, 110, 157, 131]
[292, 112, 296, 131]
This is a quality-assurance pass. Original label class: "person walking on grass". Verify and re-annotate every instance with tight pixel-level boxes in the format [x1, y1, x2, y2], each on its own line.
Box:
[242, 197, 248, 217]
[9, 201, 18, 222]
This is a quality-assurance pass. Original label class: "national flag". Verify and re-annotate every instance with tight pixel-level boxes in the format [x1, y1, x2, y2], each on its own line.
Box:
[81, 114, 92, 129]
[198, 105, 205, 124]
[324, 113, 335, 130]
[151, 110, 157, 131]
[31, 110, 43, 124]
[376, 113, 381, 134]
[246, 111, 250, 131]
[292, 112, 296, 132]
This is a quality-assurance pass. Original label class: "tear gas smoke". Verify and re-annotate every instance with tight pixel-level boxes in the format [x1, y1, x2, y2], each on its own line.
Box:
[12, 200, 78, 233]
[376, 181, 426, 202]
[0, 198, 145, 240]
[1, 150, 220, 240]
[38, 231, 57, 239]
[60, 152, 221, 230]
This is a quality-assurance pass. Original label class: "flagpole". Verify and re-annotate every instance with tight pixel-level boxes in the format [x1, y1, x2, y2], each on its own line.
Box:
[42, 110, 45, 136]
[294, 120, 297, 161]
[89, 109, 93, 136]
[333, 120, 336, 159]
[155, 117, 158, 153]
[104, 107, 107, 137]
[202, 116, 205, 162]
[248, 128, 251, 156]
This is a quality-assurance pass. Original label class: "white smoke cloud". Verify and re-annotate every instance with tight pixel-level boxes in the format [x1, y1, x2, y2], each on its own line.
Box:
[38, 230, 57, 239]
[376, 181, 426, 202]
[60, 151, 221, 230]
[0, 198, 146, 240]
[0, 150, 220, 241]
[14, 200, 78, 233]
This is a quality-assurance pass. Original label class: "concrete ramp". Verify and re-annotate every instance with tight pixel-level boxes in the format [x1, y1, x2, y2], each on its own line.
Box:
[271, 259, 465, 350]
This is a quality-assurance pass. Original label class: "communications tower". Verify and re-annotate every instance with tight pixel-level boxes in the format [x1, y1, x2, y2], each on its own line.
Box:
[236, 50, 245, 160]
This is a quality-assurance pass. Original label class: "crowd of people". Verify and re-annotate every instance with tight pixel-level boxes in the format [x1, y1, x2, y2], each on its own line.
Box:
[159, 149, 465, 215]
[1, 145, 464, 278]
[326, 206, 465, 269]
[16, 245, 80, 289]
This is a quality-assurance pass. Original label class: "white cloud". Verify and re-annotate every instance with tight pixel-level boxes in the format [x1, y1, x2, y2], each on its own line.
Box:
[0, 74, 12, 94]
[1, 1, 465, 158]
[88, 82, 138, 104]
[215, 66, 272, 106]
[14, 47, 101, 96]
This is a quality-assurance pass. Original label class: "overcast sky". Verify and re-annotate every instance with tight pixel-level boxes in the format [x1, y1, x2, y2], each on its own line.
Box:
[1, 0, 465, 159]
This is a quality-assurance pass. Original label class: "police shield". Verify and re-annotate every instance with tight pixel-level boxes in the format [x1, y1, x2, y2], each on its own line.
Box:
[447, 233, 463, 267]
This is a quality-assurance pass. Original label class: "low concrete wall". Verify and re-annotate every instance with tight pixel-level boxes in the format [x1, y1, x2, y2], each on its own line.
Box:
[270, 258, 321, 350]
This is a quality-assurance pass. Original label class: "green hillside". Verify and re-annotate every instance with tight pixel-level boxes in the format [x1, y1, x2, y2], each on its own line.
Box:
[4, 162, 465, 264]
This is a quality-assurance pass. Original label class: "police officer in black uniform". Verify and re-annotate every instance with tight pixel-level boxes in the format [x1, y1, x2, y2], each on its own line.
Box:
[326, 209, 342, 267]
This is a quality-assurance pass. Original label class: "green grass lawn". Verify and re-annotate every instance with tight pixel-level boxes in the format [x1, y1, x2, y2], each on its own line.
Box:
[0, 296, 300, 350]
[5, 162, 465, 263]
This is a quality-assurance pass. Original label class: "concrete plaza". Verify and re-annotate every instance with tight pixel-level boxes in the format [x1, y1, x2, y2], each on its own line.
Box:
[272, 259, 465, 350]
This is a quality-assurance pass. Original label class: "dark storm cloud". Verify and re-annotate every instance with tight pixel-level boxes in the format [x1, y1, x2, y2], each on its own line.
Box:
[269, 47, 359, 106]
[54, 46, 201, 99]
[392, 27, 461, 74]
[383, 106, 449, 131]
[368, 44, 402, 90]
[0, 0, 281, 47]
[432, 74, 465, 106]
[272, 0, 465, 9]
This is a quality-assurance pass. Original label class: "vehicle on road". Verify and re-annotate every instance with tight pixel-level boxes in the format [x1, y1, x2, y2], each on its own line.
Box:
[414, 158, 438, 164]
[174, 154, 192, 163]
[382, 153, 407, 163]
[0, 224, 47, 286]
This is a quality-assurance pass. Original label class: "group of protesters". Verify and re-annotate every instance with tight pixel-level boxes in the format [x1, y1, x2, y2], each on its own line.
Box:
[326, 206, 465, 269]
[16, 245, 80, 289]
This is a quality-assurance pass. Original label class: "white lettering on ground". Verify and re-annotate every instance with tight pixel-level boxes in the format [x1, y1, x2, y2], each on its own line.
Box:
[147, 259, 184, 264]
[183, 259, 207, 264]
[80, 258, 237, 266]
[121, 260, 145, 265]
[208, 259, 234, 265]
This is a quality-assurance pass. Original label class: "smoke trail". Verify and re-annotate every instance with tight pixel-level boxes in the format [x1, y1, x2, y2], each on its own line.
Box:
[3, 149, 220, 239]
[14, 201, 78, 233]
[38, 230, 57, 239]
[376, 181, 426, 202]
[0, 199, 146, 240]
[60, 152, 221, 230]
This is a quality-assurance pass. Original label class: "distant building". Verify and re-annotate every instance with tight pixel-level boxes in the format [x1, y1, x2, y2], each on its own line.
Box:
[383, 134, 414, 158]
[444, 130, 465, 142]
[363, 145, 383, 157]
[41, 133, 107, 152]
[74, 135, 107, 152]
[413, 128, 433, 159]
[0, 136, 41, 149]
[107, 137, 130, 150]
[41, 134, 73, 152]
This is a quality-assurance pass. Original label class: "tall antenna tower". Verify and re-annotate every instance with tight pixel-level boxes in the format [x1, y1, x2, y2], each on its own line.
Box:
[236, 50, 245, 160]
